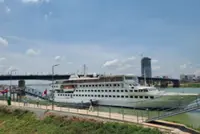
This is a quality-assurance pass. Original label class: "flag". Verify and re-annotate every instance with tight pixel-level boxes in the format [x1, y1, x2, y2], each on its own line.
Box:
[0, 89, 8, 94]
[42, 89, 47, 96]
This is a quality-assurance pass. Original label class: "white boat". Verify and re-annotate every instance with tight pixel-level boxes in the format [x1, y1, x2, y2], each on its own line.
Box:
[51, 74, 198, 109]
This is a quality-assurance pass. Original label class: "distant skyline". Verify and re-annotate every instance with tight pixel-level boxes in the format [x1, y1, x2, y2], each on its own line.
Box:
[0, 0, 200, 79]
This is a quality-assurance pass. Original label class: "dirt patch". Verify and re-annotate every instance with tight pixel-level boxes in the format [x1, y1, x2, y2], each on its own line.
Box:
[0, 120, 5, 128]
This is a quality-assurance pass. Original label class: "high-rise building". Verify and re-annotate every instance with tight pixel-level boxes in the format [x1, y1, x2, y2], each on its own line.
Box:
[141, 57, 152, 78]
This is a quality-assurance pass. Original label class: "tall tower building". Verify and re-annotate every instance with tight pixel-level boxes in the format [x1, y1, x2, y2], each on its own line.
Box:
[141, 57, 152, 78]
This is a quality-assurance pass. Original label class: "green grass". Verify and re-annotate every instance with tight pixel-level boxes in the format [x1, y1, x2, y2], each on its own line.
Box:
[163, 113, 200, 132]
[180, 83, 200, 88]
[0, 106, 163, 134]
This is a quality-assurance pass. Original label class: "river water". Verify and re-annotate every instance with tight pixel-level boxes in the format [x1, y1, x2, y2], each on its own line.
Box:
[32, 85, 200, 129]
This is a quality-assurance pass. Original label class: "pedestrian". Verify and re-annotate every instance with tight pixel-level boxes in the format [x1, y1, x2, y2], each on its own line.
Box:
[36, 97, 39, 107]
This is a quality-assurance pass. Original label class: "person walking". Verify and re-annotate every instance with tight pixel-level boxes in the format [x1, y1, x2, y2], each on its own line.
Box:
[36, 97, 39, 107]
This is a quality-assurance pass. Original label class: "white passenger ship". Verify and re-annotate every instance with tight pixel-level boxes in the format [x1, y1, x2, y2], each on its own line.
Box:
[52, 74, 198, 109]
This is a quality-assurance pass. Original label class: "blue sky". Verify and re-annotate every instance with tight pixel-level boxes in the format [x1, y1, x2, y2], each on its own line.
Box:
[0, 0, 200, 79]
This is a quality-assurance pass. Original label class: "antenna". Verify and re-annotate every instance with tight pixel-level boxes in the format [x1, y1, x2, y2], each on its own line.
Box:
[83, 64, 87, 77]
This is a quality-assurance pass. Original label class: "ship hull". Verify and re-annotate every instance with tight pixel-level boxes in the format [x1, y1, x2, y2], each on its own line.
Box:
[54, 93, 198, 110]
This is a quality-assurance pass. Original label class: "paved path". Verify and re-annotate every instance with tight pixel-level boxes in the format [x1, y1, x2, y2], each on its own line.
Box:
[0, 100, 196, 134]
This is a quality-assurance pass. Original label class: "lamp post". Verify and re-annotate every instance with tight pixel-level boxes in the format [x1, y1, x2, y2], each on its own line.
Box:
[51, 64, 59, 110]
[8, 69, 17, 105]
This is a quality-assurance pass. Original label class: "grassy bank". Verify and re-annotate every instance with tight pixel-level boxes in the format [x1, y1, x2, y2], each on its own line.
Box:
[180, 83, 200, 88]
[164, 114, 200, 132]
[0, 106, 162, 134]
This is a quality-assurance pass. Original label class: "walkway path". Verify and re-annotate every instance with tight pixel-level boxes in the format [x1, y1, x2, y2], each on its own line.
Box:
[0, 100, 196, 134]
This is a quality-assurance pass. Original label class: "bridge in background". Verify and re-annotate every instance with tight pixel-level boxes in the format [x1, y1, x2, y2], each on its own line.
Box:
[0, 74, 180, 87]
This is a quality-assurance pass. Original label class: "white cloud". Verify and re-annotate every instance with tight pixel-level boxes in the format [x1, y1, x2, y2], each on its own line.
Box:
[0, 57, 6, 62]
[152, 65, 160, 70]
[26, 48, 40, 56]
[44, 11, 52, 20]
[0, 37, 8, 46]
[152, 59, 158, 63]
[103, 59, 119, 67]
[5, 6, 11, 13]
[21, 0, 50, 4]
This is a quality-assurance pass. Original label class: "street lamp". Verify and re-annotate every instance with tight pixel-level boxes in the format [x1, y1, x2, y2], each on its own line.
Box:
[52, 64, 59, 110]
[8, 69, 17, 105]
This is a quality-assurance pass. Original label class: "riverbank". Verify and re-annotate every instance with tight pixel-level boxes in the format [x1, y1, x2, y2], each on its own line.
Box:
[180, 83, 200, 88]
[0, 106, 162, 134]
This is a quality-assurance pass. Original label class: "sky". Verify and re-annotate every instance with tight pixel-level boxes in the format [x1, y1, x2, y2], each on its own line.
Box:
[0, 0, 200, 80]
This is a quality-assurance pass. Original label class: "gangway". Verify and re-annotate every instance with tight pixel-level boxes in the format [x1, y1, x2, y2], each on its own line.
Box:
[145, 98, 200, 123]
[24, 87, 50, 100]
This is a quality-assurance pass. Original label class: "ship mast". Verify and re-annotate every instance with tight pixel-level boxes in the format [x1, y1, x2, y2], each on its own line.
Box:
[83, 64, 87, 77]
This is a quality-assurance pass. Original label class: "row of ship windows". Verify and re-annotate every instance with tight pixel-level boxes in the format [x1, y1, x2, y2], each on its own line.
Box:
[76, 89, 148, 93]
[79, 83, 121, 88]
[57, 94, 154, 99]
[52, 83, 122, 88]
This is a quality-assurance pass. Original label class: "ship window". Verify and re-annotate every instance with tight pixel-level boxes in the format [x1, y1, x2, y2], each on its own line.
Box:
[117, 84, 120, 87]
[130, 90, 133, 92]
[81, 94, 84, 96]
[83, 85, 85, 87]
[113, 84, 116, 87]
[145, 96, 148, 99]
[121, 90, 124, 92]
[106, 84, 109, 87]
[76, 94, 78, 96]
[125, 96, 128, 98]
[134, 90, 137, 92]
[65, 94, 68, 96]
[85, 95, 87, 97]
[150, 96, 154, 99]
[113, 95, 116, 98]
[91, 90, 93, 92]
[139, 96, 143, 99]
[102, 85, 104, 87]
[91, 95, 93, 97]
[95, 95, 97, 97]
[79, 94, 81, 96]
[125, 90, 128, 92]
[80, 85, 82, 87]
[102, 95, 104, 97]
[82, 90, 84, 92]
[110, 84, 112, 87]
[92, 85, 95, 87]
[117, 95, 120, 98]
[132, 87, 134, 89]
[99, 84, 101, 87]
[105, 95, 108, 97]
[109, 95, 112, 97]
[98, 95, 100, 97]
[135, 96, 138, 98]
[88, 90, 90, 92]
[117, 90, 119, 92]
[58, 94, 60, 96]
[85, 85, 88, 87]
[95, 90, 97, 92]
[105, 90, 107, 92]
[121, 95, 124, 98]
[88, 95, 90, 97]
[130, 96, 133, 98]
[113, 90, 115, 92]
[109, 90, 111, 92]
[95, 85, 98, 87]
[98, 90, 100, 92]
